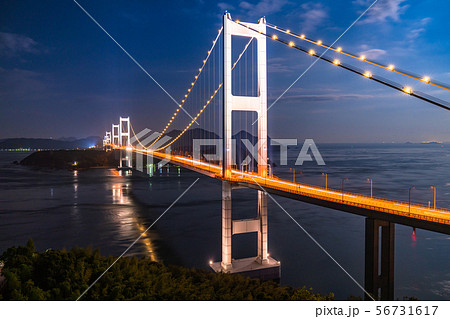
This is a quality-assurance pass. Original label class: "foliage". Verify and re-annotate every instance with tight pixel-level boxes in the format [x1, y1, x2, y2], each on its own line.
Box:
[0, 239, 334, 301]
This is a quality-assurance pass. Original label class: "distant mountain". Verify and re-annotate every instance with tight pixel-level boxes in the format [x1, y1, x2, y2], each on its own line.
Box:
[0, 136, 102, 150]
[164, 128, 274, 166]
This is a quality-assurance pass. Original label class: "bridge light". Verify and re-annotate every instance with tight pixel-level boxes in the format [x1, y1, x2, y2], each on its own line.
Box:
[235, 20, 240, 23]
[272, 35, 278, 40]
[300, 34, 305, 39]
[387, 64, 395, 71]
[359, 55, 366, 61]
[188, 89, 191, 92]
[191, 82, 194, 86]
[209, 260, 213, 265]
[422, 76, 430, 83]
[203, 60, 206, 63]
[317, 40, 322, 45]
[333, 59, 340, 65]
[286, 29, 290, 33]
[336, 47, 342, 52]
[364, 71, 372, 78]
[184, 94, 187, 98]
[309, 49, 315, 55]
[195, 76, 198, 79]
[402, 86, 413, 94]
[199, 68, 202, 71]
[289, 41, 295, 47]
[177, 109, 179, 111]
[182, 100, 185, 103]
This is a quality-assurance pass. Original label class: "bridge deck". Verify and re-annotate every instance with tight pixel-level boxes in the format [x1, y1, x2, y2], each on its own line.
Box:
[132, 149, 450, 234]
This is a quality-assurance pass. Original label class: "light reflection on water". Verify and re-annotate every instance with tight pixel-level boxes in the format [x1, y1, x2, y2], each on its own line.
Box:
[111, 179, 158, 262]
[0, 158, 160, 263]
[1, 145, 449, 300]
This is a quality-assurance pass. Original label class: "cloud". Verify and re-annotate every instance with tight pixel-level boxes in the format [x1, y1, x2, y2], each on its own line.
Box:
[267, 57, 294, 73]
[279, 93, 373, 103]
[299, 2, 328, 34]
[0, 32, 40, 57]
[354, 0, 408, 24]
[0, 67, 47, 99]
[239, 0, 289, 16]
[407, 17, 432, 40]
[218, 0, 289, 18]
[358, 48, 387, 59]
[217, 2, 234, 11]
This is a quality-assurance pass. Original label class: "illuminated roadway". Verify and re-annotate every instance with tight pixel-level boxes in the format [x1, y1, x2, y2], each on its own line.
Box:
[120, 146, 450, 235]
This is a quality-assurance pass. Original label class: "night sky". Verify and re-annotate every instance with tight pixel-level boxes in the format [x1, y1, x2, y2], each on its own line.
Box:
[1, 0, 450, 142]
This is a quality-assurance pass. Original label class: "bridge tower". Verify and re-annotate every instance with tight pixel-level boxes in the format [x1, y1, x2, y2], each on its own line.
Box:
[112, 124, 120, 146]
[104, 131, 112, 151]
[211, 13, 280, 279]
[119, 117, 132, 168]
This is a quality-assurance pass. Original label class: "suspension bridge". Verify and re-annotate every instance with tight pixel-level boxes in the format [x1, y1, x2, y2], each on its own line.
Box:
[100, 13, 450, 300]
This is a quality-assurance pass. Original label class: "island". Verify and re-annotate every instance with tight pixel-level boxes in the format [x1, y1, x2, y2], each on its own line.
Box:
[19, 150, 118, 170]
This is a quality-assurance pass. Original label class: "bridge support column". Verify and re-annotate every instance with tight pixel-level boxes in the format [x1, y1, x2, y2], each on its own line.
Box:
[212, 180, 279, 279]
[146, 156, 153, 176]
[221, 181, 233, 270]
[257, 190, 268, 264]
[136, 147, 143, 172]
[364, 218, 395, 300]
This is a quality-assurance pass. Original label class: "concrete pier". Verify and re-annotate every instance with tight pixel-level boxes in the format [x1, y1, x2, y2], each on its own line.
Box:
[365, 218, 395, 300]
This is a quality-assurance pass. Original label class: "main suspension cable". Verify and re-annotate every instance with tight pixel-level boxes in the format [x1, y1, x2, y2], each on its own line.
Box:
[154, 37, 255, 151]
[235, 20, 450, 111]
[147, 27, 223, 149]
[266, 22, 450, 92]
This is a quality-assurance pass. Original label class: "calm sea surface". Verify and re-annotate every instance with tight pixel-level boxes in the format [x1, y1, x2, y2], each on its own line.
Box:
[0, 144, 449, 300]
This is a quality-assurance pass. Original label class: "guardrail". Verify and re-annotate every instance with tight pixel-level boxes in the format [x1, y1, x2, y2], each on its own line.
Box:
[127, 148, 450, 226]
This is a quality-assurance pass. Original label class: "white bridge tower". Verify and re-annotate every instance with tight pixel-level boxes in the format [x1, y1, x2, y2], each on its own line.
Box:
[119, 117, 132, 168]
[211, 13, 280, 279]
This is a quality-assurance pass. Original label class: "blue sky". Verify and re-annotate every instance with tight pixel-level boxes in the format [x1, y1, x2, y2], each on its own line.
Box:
[1, 0, 450, 142]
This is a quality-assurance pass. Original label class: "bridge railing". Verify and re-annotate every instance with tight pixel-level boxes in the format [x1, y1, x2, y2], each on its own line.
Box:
[132, 149, 450, 225]
[225, 174, 450, 225]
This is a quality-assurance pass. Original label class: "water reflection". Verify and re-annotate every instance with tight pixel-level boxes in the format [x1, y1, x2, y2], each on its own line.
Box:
[411, 228, 417, 248]
[67, 169, 81, 221]
[111, 176, 158, 262]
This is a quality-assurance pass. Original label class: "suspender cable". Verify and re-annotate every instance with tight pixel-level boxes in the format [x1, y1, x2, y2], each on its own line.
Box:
[147, 27, 223, 149]
[265, 22, 450, 92]
[235, 20, 450, 112]
[155, 37, 255, 151]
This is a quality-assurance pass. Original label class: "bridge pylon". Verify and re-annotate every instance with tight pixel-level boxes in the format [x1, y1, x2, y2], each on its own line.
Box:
[210, 13, 280, 280]
[112, 124, 120, 146]
[119, 117, 132, 168]
[103, 131, 112, 151]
